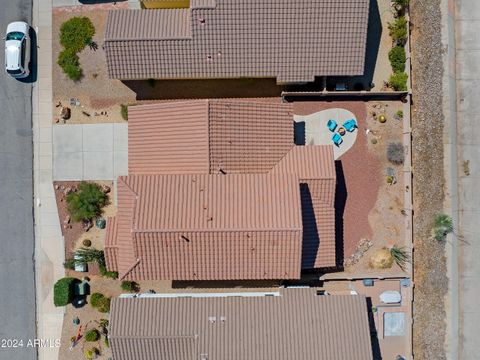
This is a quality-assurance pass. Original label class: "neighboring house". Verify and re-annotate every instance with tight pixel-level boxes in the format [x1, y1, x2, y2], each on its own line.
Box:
[105, 100, 337, 281]
[104, 0, 370, 83]
[109, 288, 374, 360]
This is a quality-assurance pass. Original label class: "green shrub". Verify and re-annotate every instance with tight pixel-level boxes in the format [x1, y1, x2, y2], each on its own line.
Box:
[390, 246, 410, 270]
[85, 329, 100, 342]
[121, 104, 128, 121]
[396, 110, 404, 119]
[84, 347, 99, 360]
[392, 0, 409, 8]
[66, 182, 108, 222]
[387, 142, 405, 165]
[57, 49, 82, 81]
[99, 263, 118, 279]
[53, 277, 76, 307]
[433, 213, 453, 241]
[60, 17, 95, 52]
[388, 16, 408, 44]
[121, 280, 139, 293]
[90, 293, 104, 308]
[104, 336, 109, 348]
[63, 258, 76, 270]
[388, 72, 408, 91]
[388, 45, 406, 73]
[96, 296, 111, 313]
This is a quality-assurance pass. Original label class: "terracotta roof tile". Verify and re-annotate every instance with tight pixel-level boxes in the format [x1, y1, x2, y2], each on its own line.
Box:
[109, 289, 374, 360]
[104, 0, 370, 82]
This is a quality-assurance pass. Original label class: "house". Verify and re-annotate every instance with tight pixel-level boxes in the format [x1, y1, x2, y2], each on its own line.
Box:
[105, 100, 337, 281]
[109, 288, 374, 360]
[104, 0, 370, 84]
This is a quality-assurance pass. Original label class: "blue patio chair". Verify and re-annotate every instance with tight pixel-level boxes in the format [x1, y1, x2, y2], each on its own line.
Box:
[332, 133, 343, 146]
[327, 119, 337, 132]
[343, 119, 357, 132]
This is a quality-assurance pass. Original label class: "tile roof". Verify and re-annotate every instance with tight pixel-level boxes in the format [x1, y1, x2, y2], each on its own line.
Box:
[111, 174, 303, 280]
[128, 100, 294, 175]
[107, 100, 338, 280]
[109, 289, 373, 360]
[104, 0, 370, 83]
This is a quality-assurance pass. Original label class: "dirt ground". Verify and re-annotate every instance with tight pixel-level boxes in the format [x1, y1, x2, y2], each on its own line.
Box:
[52, 8, 136, 124]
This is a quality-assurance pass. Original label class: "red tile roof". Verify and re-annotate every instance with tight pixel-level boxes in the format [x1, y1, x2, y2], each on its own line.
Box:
[111, 174, 302, 280]
[104, 0, 370, 83]
[128, 100, 294, 175]
[107, 100, 337, 280]
[109, 289, 374, 360]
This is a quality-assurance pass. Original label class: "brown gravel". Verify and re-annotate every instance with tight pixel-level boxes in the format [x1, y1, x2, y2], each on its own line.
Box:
[410, 0, 447, 359]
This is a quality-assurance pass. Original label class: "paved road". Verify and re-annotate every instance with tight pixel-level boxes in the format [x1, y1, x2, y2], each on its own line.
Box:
[0, 1, 36, 360]
[454, 0, 480, 359]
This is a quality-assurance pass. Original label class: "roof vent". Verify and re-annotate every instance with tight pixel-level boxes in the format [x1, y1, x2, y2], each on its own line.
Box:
[217, 51, 222, 56]
[208, 316, 216, 324]
[181, 235, 190, 243]
[198, 18, 206, 25]
[220, 316, 226, 323]
[200, 354, 208, 360]
[206, 55, 212, 61]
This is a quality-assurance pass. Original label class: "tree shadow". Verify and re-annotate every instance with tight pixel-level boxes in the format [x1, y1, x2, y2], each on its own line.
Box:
[326, 0, 382, 91]
[334, 161, 347, 268]
[18, 26, 37, 84]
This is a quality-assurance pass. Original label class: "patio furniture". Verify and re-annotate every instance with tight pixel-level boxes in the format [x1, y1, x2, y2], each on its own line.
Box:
[343, 119, 357, 132]
[338, 127, 346, 136]
[327, 119, 337, 132]
[332, 133, 343, 146]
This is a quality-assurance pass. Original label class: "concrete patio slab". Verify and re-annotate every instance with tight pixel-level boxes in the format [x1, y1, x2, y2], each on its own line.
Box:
[294, 108, 358, 160]
[53, 123, 128, 181]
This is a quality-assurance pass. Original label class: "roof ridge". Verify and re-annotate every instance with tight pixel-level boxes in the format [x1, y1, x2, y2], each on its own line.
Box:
[119, 258, 141, 280]
[132, 227, 303, 234]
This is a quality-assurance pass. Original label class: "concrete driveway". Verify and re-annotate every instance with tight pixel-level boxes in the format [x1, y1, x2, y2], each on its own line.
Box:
[53, 123, 128, 180]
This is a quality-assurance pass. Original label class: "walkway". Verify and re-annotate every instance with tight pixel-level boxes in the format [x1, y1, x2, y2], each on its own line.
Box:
[53, 123, 128, 181]
[32, 0, 65, 359]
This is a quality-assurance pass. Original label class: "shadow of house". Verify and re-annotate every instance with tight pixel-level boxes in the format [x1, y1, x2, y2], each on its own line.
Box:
[80, 0, 126, 3]
[327, 0, 382, 91]
[122, 78, 287, 100]
[334, 161, 347, 268]
[366, 297, 383, 360]
[172, 279, 282, 289]
[300, 184, 320, 269]
[294, 122, 306, 145]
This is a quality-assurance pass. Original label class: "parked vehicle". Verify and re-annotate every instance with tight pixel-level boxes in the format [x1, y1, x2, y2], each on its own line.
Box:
[4, 21, 30, 78]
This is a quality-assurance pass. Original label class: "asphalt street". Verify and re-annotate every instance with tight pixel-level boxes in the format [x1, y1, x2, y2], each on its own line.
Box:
[0, 0, 36, 359]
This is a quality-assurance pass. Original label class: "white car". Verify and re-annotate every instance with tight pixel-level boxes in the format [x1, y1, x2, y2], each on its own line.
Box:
[4, 21, 30, 78]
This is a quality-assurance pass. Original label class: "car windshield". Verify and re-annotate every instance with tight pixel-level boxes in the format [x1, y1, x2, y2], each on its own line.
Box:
[6, 31, 24, 41]
[7, 68, 22, 74]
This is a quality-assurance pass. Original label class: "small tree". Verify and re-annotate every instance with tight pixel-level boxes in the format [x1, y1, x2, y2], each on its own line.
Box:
[388, 72, 408, 91]
[85, 329, 100, 342]
[96, 297, 111, 313]
[73, 248, 105, 265]
[433, 213, 453, 241]
[387, 143, 405, 165]
[388, 16, 408, 44]
[66, 182, 108, 222]
[53, 277, 76, 306]
[121, 280, 139, 293]
[84, 347, 99, 360]
[388, 45, 406, 73]
[60, 17, 95, 52]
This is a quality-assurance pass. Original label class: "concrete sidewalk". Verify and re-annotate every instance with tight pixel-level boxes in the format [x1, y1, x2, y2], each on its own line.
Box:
[32, 0, 65, 360]
[53, 123, 128, 181]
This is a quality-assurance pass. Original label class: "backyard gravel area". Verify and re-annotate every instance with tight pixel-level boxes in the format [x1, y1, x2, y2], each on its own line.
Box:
[410, 0, 447, 359]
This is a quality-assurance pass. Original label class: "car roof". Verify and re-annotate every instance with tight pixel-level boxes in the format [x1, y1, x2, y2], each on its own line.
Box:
[5, 40, 22, 70]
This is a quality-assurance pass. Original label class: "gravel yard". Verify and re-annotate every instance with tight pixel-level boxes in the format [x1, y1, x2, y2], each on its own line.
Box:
[410, 0, 447, 359]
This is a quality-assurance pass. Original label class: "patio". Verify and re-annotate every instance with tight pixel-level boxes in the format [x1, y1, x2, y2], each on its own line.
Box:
[294, 108, 358, 159]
